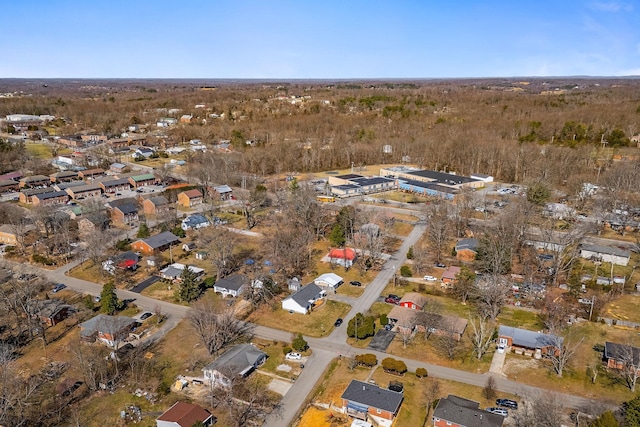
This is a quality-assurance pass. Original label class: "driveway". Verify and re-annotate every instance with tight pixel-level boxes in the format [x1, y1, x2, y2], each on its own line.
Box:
[368, 330, 396, 352]
[489, 349, 507, 374]
[130, 275, 161, 293]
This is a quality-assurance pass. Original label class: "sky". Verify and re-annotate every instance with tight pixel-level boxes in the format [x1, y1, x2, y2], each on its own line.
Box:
[1, 0, 639, 79]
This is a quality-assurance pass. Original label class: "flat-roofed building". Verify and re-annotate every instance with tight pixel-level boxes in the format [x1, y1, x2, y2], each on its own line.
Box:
[66, 184, 102, 200]
[31, 190, 69, 206]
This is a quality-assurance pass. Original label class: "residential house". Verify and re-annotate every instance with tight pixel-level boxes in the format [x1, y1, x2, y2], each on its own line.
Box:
[604, 342, 640, 371]
[31, 190, 70, 206]
[132, 147, 155, 159]
[102, 251, 141, 274]
[399, 292, 428, 310]
[78, 213, 109, 236]
[314, 272, 343, 293]
[156, 402, 215, 427]
[99, 178, 131, 194]
[454, 238, 478, 261]
[433, 395, 504, 427]
[282, 283, 326, 314]
[143, 196, 172, 216]
[181, 214, 210, 230]
[287, 277, 303, 292]
[160, 263, 204, 282]
[328, 247, 357, 268]
[18, 187, 50, 204]
[387, 305, 467, 340]
[0, 179, 20, 193]
[49, 170, 78, 183]
[129, 174, 157, 188]
[579, 244, 631, 267]
[78, 168, 105, 180]
[202, 343, 266, 388]
[212, 184, 233, 200]
[110, 162, 129, 174]
[498, 325, 560, 358]
[110, 201, 139, 225]
[79, 314, 137, 346]
[177, 189, 203, 207]
[19, 175, 50, 188]
[131, 231, 180, 255]
[66, 184, 102, 200]
[109, 138, 132, 152]
[441, 266, 462, 287]
[341, 380, 404, 427]
[213, 274, 247, 298]
[34, 299, 72, 327]
[180, 114, 193, 123]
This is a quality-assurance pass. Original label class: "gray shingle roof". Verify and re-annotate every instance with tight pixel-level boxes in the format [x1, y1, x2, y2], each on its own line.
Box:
[605, 342, 640, 366]
[498, 325, 560, 349]
[289, 283, 323, 306]
[34, 191, 68, 200]
[79, 314, 136, 338]
[580, 243, 631, 258]
[341, 380, 403, 414]
[433, 395, 504, 427]
[203, 343, 266, 377]
[214, 274, 247, 292]
[141, 231, 180, 249]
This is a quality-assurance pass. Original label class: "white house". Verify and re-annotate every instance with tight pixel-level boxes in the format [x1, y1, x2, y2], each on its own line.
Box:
[580, 243, 631, 266]
[213, 275, 247, 298]
[202, 344, 266, 388]
[314, 273, 343, 293]
[159, 263, 205, 281]
[282, 284, 326, 314]
[181, 214, 211, 231]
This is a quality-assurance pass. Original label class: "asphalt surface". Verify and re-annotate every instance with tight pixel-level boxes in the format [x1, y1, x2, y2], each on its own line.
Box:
[3, 203, 609, 426]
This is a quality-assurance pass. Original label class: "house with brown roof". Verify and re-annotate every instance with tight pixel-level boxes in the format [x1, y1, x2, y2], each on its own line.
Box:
[79, 314, 137, 347]
[31, 190, 70, 206]
[19, 175, 50, 188]
[156, 402, 215, 427]
[143, 196, 172, 216]
[99, 178, 131, 194]
[441, 266, 462, 287]
[49, 170, 78, 183]
[388, 305, 468, 341]
[66, 184, 102, 200]
[131, 231, 180, 255]
[0, 179, 20, 193]
[177, 189, 203, 207]
[78, 168, 105, 180]
[399, 292, 428, 310]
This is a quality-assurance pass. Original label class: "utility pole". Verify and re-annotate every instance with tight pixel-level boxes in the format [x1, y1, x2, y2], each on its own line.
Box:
[589, 296, 596, 322]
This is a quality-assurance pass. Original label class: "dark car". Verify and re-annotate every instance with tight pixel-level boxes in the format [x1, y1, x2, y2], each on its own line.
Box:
[385, 294, 400, 304]
[496, 399, 518, 410]
[434, 263, 446, 268]
[388, 381, 404, 393]
[140, 312, 153, 320]
[52, 283, 67, 293]
[349, 281, 362, 286]
[334, 318, 343, 327]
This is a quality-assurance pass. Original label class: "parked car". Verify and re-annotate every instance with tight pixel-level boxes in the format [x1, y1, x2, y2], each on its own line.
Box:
[486, 407, 508, 417]
[285, 352, 302, 361]
[334, 318, 343, 327]
[349, 281, 362, 286]
[94, 295, 101, 303]
[434, 263, 446, 268]
[52, 283, 67, 293]
[140, 312, 153, 320]
[496, 399, 518, 409]
[385, 294, 400, 304]
[423, 275, 437, 282]
[497, 344, 506, 353]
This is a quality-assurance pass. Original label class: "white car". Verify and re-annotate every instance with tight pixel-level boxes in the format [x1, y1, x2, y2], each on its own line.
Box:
[285, 352, 302, 361]
[497, 344, 506, 354]
[423, 275, 437, 282]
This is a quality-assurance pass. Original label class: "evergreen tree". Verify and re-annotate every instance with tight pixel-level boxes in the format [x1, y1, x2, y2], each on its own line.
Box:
[100, 281, 121, 314]
[591, 410, 619, 427]
[347, 313, 375, 339]
[292, 333, 308, 351]
[136, 223, 150, 238]
[177, 266, 201, 302]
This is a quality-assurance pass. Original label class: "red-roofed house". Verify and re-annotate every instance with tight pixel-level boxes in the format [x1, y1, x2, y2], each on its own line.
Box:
[177, 189, 203, 207]
[328, 247, 356, 268]
[156, 402, 215, 427]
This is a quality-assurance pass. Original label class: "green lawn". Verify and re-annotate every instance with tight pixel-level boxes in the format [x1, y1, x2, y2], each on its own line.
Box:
[247, 300, 351, 338]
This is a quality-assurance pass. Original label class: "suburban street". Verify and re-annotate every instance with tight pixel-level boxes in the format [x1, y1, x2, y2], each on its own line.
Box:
[3, 206, 610, 427]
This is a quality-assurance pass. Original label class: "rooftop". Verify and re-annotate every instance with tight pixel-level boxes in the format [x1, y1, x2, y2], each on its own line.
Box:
[341, 380, 403, 414]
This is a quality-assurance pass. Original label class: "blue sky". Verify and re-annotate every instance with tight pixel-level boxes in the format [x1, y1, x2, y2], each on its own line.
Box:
[1, 0, 639, 78]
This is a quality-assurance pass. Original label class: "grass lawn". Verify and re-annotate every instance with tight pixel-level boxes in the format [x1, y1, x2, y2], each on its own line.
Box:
[496, 307, 543, 330]
[25, 142, 54, 159]
[373, 191, 428, 204]
[247, 300, 351, 338]
[390, 221, 414, 237]
[68, 260, 111, 285]
[301, 356, 518, 427]
[603, 294, 640, 323]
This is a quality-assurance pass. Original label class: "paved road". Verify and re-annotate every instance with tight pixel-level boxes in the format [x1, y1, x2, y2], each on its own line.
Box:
[3, 207, 608, 426]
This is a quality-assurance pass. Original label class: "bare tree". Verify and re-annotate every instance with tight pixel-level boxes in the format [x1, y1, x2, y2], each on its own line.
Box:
[211, 377, 282, 427]
[511, 390, 565, 427]
[545, 327, 584, 377]
[474, 275, 510, 322]
[468, 315, 495, 360]
[437, 318, 461, 360]
[537, 223, 587, 286]
[189, 299, 253, 356]
[608, 342, 640, 392]
[200, 227, 237, 279]
[421, 378, 441, 423]
[424, 200, 451, 263]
